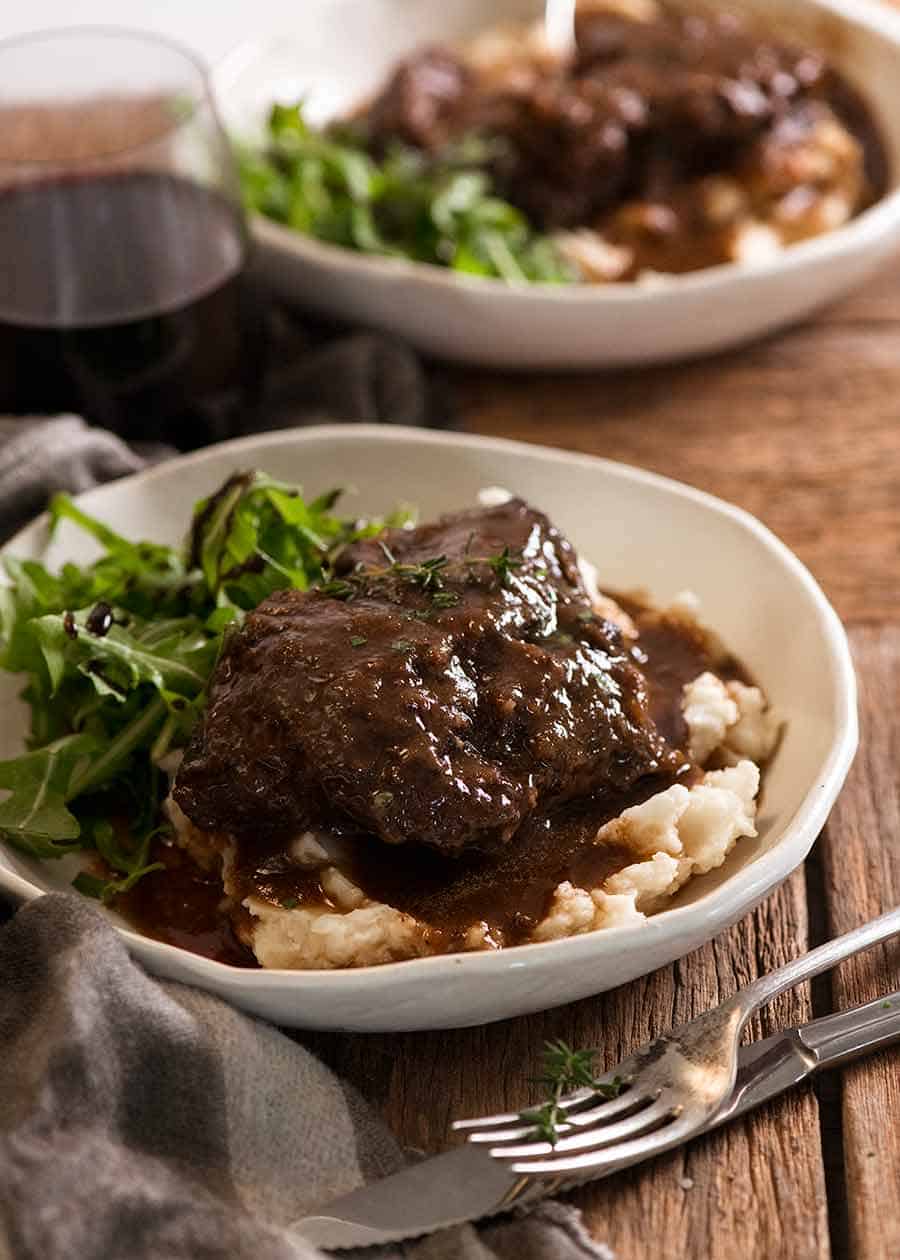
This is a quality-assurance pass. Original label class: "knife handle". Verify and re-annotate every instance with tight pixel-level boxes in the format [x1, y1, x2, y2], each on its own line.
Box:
[800, 990, 900, 1070]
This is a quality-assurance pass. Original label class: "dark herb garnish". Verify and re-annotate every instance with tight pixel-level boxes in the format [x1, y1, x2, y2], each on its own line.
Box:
[431, 590, 461, 608]
[484, 545, 523, 587]
[317, 546, 525, 607]
[319, 578, 357, 601]
[519, 1040, 623, 1146]
[350, 635, 368, 647]
[397, 554, 449, 592]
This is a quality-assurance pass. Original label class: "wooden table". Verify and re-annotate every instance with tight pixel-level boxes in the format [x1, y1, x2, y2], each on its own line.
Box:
[310, 262, 900, 1258]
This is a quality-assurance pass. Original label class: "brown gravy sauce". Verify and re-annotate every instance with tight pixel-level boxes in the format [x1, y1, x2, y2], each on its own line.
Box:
[120, 597, 752, 964]
[354, 8, 891, 282]
[240, 779, 671, 952]
[119, 845, 256, 967]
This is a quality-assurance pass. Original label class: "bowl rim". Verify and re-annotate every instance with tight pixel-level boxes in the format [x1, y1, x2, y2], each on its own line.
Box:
[226, 0, 900, 305]
[0, 424, 859, 991]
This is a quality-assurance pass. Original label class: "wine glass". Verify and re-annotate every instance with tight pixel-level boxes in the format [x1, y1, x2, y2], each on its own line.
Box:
[0, 26, 265, 447]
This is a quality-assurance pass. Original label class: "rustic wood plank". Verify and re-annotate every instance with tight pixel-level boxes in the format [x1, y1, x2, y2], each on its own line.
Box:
[454, 263, 900, 628]
[307, 249, 900, 1254]
[573, 874, 830, 1260]
[820, 628, 900, 1260]
[308, 873, 829, 1259]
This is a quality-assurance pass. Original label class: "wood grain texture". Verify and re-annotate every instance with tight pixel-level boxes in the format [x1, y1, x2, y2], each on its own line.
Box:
[453, 256, 900, 628]
[308, 874, 829, 1260]
[820, 629, 900, 1260]
[562, 875, 830, 1260]
[310, 222, 900, 1257]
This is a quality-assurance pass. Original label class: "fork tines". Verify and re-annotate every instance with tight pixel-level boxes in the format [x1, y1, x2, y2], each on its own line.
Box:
[454, 1075, 687, 1177]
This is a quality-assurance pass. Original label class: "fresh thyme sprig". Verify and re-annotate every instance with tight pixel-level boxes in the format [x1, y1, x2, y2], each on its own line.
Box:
[318, 546, 524, 606]
[396, 554, 451, 592]
[483, 545, 522, 586]
[519, 1040, 622, 1146]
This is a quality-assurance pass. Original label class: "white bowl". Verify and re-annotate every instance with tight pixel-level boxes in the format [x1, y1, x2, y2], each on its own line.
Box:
[215, 0, 900, 369]
[0, 426, 856, 1030]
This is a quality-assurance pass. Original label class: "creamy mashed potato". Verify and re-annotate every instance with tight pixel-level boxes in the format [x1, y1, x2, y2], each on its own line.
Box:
[465, 0, 874, 285]
[166, 584, 779, 970]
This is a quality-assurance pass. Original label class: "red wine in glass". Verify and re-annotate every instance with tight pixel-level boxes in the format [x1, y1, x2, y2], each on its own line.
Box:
[0, 29, 265, 448]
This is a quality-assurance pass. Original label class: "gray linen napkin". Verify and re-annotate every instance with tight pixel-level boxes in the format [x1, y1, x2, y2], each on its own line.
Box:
[0, 896, 611, 1260]
[0, 417, 610, 1260]
[0, 416, 165, 542]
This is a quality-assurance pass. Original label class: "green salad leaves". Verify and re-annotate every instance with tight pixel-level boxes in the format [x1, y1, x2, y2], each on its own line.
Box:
[238, 102, 574, 284]
[0, 472, 406, 901]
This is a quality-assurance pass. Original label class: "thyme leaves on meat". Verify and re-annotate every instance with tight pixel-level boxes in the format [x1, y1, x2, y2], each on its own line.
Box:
[431, 590, 462, 608]
[318, 546, 524, 606]
[519, 1040, 623, 1146]
[402, 554, 449, 591]
[0, 469, 522, 906]
[483, 545, 523, 586]
[318, 578, 358, 600]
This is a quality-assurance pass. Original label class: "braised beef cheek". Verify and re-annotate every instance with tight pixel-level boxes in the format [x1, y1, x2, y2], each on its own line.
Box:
[359, 10, 886, 232]
[173, 500, 682, 855]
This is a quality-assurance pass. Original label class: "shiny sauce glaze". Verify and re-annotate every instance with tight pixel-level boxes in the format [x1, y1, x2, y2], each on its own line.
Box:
[357, 6, 889, 276]
[229, 601, 729, 951]
[118, 844, 256, 967]
[128, 501, 756, 963]
[174, 501, 686, 853]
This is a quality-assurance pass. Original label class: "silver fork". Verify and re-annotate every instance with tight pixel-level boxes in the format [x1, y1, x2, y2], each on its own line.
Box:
[455, 905, 900, 1178]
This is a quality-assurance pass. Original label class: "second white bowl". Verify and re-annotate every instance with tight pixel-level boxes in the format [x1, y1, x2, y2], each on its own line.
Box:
[216, 0, 900, 368]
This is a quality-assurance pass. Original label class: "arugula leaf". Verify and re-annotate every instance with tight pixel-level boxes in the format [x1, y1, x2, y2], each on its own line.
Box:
[0, 734, 100, 856]
[71, 809, 167, 903]
[71, 809, 168, 904]
[0, 468, 407, 902]
[19, 494, 198, 625]
[49, 494, 141, 555]
[237, 102, 574, 284]
[73, 861, 164, 904]
[268, 100, 313, 142]
[67, 695, 169, 800]
[188, 470, 412, 611]
[34, 612, 215, 702]
[192, 471, 258, 595]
